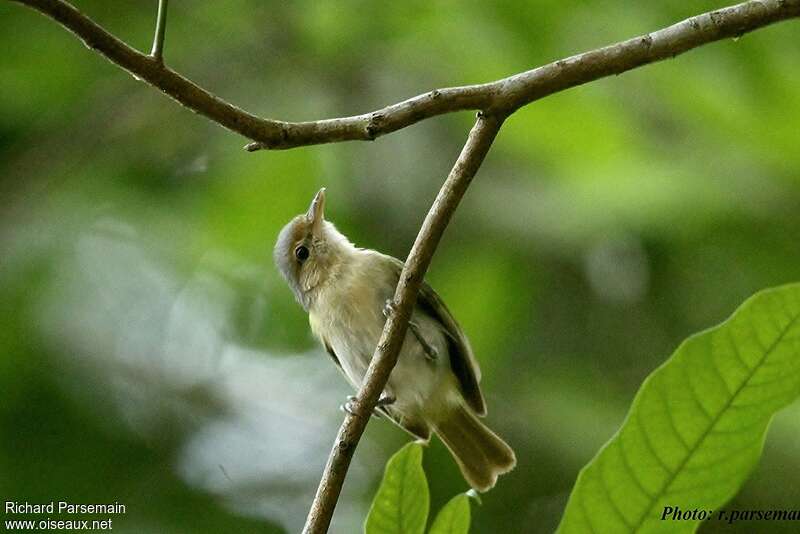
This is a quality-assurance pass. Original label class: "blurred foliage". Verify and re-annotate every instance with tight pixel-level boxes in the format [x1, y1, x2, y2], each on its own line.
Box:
[1, 1, 799, 533]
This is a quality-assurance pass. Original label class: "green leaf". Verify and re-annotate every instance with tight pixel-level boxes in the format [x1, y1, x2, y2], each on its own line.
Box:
[429, 494, 471, 534]
[364, 442, 429, 534]
[557, 283, 800, 534]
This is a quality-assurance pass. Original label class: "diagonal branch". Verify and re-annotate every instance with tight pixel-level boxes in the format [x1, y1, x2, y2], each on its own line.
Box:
[10, 0, 800, 150]
[302, 111, 505, 534]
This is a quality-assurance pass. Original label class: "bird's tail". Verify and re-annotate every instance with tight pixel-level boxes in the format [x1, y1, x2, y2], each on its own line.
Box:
[434, 403, 516, 492]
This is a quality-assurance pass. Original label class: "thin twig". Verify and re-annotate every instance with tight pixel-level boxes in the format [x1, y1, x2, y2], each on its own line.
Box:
[301, 112, 505, 534]
[10, 0, 800, 150]
[149, 0, 168, 62]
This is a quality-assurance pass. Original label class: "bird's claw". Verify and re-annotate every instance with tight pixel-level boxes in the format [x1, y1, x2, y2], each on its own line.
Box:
[414, 326, 439, 361]
[339, 394, 395, 418]
[340, 395, 361, 417]
[383, 299, 396, 318]
[383, 300, 438, 361]
[376, 394, 395, 407]
[339, 399, 358, 416]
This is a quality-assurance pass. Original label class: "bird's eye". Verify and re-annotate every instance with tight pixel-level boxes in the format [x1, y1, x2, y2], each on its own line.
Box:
[295, 245, 310, 262]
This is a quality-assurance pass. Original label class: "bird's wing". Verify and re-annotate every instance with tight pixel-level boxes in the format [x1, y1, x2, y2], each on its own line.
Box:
[322, 338, 344, 372]
[378, 405, 432, 442]
[385, 256, 487, 416]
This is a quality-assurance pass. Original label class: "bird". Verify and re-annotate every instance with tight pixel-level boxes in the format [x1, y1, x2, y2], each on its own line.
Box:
[274, 188, 516, 491]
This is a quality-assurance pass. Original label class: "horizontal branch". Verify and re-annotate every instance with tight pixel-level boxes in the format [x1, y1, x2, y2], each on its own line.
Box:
[11, 0, 800, 150]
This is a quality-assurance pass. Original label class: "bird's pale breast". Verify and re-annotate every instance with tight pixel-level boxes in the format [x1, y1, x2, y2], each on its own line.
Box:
[309, 251, 447, 414]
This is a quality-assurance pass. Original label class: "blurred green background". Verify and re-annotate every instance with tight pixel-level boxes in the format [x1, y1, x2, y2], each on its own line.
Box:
[1, 1, 799, 533]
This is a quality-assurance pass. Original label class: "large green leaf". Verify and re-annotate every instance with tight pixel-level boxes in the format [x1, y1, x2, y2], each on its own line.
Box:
[428, 494, 471, 534]
[364, 442, 430, 534]
[557, 283, 800, 533]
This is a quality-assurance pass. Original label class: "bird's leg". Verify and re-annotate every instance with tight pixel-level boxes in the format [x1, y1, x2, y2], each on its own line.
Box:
[340, 393, 395, 418]
[409, 322, 439, 362]
[383, 299, 439, 362]
[376, 393, 396, 407]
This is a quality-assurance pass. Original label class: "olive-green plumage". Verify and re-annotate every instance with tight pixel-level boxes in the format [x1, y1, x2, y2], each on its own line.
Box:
[274, 188, 515, 491]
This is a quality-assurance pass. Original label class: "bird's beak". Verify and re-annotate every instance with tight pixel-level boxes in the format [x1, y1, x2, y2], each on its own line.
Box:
[306, 187, 326, 231]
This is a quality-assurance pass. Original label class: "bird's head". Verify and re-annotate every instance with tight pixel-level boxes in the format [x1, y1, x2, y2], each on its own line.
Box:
[274, 188, 353, 309]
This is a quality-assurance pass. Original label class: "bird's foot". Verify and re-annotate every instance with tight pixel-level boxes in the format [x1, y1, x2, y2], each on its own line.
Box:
[339, 394, 395, 418]
[383, 300, 438, 361]
[383, 299, 396, 318]
[376, 393, 396, 407]
[410, 321, 439, 361]
[339, 395, 361, 417]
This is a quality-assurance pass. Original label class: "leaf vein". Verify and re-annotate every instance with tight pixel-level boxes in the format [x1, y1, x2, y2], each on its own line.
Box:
[618, 438, 655, 500]
[599, 450, 634, 530]
[629, 307, 800, 531]
[634, 412, 672, 474]
[682, 358, 713, 420]
[656, 380, 690, 451]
